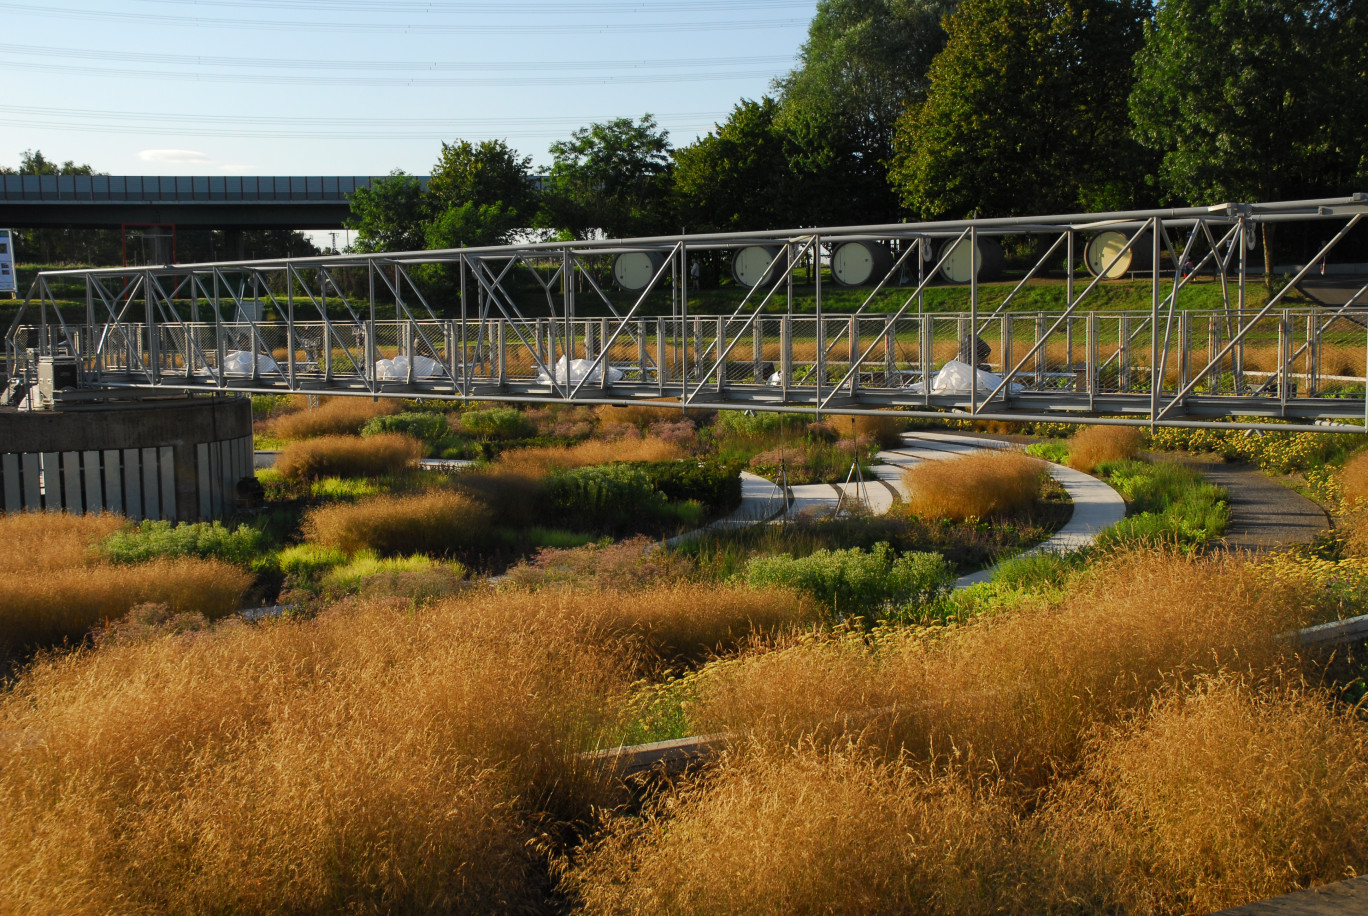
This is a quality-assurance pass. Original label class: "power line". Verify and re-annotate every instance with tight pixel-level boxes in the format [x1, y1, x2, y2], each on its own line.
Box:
[0, 43, 796, 73]
[140, 0, 811, 12]
[0, 2, 808, 33]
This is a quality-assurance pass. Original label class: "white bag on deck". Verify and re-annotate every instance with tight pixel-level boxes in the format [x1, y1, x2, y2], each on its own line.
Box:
[536, 356, 623, 386]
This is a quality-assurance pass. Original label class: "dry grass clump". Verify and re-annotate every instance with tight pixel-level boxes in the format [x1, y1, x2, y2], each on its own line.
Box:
[0, 596, 626, 914]
[504, 536, 694, 591]
[303, 489, 493, 557]
[1, 558, 251, 651]
[1037, 676, 1368, 913]
[691, 550, 1309, 787]
[269, 396, 401, 439]
[1067, 425, 1143, 473]
[821, 413, 906, 449]
[902, 450, 1045, 520]
[275, 432, 420, 480]
[1339, 448, 1368, 509]
[499, 436, 684, 477]
[594, 403, 683, 429]
[568, 744, 1018, 915]
[1, 511, 125, 570]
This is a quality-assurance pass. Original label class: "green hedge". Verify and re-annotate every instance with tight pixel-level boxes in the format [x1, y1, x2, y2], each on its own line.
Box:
[744, 542, 953, 621]
[98, 520, 263, 567]
[360, 411, 450, 443]
[546, 463, 667, 531]
[633, 459, 743, 515]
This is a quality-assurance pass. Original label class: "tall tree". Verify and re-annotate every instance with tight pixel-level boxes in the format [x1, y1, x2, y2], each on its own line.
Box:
[776, 0, 958, 224]
[424, 139, 533, 249]
[673, 97, 795, 232]
[1130, 0, 1368, 276]
[346, 170, 430, 253]
[542, 115, 673, 238]
[890, 0, 1151, 219]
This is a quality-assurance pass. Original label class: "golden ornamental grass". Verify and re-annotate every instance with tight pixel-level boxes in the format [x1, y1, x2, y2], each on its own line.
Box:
[1339, 448, 1368, 509]
[1, 511, 125, 570]
[568, 744, 1018, 916]
[690, 550, 1309, 789]
[901, 450, 1045, 520]
[1067, 425, 1143, 473]
[594, 403, 684, 429]
[498, 436, 684, 477]
[275, 432, 421, 481]
[0, 558, 251, 651]
[303, 489, 493, 557]
[269, 396, 400, 439]
[1035, 675, 1368, 914]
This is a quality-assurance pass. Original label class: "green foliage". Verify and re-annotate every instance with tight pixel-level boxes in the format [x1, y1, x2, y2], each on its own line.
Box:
[743, 542, 953, 619]
[309, 476, 384, 501]
[991, 549, 1080, 591]
[715, 410, 787, 438]
[777, 0, 955, 224]
[320, 551, 466, 600]
[276, 543, 349, 582]
[1147, 425, 1360, 476]
[543, 114, 674, 238]
[361, 411, 450, 443]
[891, 0, 1151, 218]
[546, 463, 667, 530]
[1025, 440, 1070, 464]
[674, 97, 796, 233]
[98, 521, 264, 567]
[346, 170, 429, 253]
[1094, 459, 1229, 551]
[634, 460, 744, 514]
[460, 407, 534, 440]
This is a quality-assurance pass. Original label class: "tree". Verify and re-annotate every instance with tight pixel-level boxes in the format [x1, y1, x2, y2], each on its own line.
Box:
[890, 0, 1151, 220]
[673, 97, 796, 232]
[346, 170, 430, 253]
[0, 149, 101, 176]
[1130, 0, 1368, 277]
[542, 115, 673, 238]
[424, 139, 533, 249]
[776, 0, 958, 224]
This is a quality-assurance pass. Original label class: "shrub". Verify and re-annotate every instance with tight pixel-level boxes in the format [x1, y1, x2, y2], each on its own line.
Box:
[303, 490, 493, 558]
[546, 463, 666, 531]
[269, 396, 400, 439]
[360, 411, 450, 443]
[98, 520, 263, 567]
[1025, 440, 1070, 464]
[504, 536, 694, 591]
[632, 460, 742, 514]
[715, 410, 786, 438]
[902, 450, 1045, 520]
[321, 552, 467, 602]
[309, 476, 383, 501]
[275, 433, 420, 481]
[276, 544, 349, 583]
[453, 470, 546, 529]
[1039, 676, 1368, 914]
[743, 542, 953, 619]
[991, 549, 1081, 592]
[0, 558, 250, 650]
[1068, 425, 1143, 473]
[460, 406, 533, 440]
[595, 403, 683, 429]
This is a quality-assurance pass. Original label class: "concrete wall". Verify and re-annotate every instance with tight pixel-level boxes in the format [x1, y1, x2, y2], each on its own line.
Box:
[0, 397, 253, 521]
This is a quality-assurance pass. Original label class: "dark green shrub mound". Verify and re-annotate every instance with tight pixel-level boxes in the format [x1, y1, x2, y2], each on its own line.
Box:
[634, 459, 743, 515]
[546, 464, 667, 531]
[98, 520, 264, 567]
[460, 407, 535, 440]
[360, 411, 450, 443]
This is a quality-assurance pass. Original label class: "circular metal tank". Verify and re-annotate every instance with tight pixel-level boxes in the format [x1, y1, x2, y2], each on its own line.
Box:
[731, 245, 785, 288]
[1085, 230, 1154, 279]
[831, 241, 894, 287]
[937, 237, 1005, 284]
[613, 251, 666, 291]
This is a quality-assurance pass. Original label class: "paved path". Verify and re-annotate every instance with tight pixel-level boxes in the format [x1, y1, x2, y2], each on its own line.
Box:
[1167, 453, 1329, 552]
[1212, 875, 1368, 915]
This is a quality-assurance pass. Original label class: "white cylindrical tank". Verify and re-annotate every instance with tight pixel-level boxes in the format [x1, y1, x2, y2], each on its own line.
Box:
[831, 241, 894, 287]
[731, 245, 785, 288]
[1085, 230, 1154, 279]
[613, 251, 666, 291]
[937, 237, 1005, 284]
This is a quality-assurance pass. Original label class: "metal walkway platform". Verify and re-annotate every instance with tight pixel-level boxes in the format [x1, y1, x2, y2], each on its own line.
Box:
[8, 195, 1368, 433]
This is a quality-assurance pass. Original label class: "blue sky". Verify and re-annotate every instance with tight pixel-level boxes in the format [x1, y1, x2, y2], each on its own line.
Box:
[0, 0, 816, 177]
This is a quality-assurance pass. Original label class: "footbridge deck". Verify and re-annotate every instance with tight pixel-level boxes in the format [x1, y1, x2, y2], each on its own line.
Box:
[8, 196, 1368, 433]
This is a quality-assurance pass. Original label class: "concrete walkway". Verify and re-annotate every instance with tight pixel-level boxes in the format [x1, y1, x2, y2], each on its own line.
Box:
[1167, 453, 1329, 552]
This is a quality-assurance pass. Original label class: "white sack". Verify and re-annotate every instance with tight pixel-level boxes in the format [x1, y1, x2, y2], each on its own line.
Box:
[375, 354, 443, 380]
[536, 356, 623, 386]
[221, 350, 280, 376]
[905, 359, 1017, 394]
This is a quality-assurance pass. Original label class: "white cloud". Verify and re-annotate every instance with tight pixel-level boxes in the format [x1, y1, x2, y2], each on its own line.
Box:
[137, 149, 212, 163]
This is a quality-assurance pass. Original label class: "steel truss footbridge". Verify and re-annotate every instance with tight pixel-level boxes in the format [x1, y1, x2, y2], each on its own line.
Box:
[7, 196, 1368, 433]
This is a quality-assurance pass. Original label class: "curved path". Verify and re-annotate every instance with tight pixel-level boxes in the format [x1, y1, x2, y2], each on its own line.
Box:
[1166, 453, 1329, 552]
[670, 431, 1127, 586]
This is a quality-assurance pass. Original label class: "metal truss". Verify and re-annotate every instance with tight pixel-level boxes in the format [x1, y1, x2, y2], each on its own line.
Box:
[7, 195, 1368, 433]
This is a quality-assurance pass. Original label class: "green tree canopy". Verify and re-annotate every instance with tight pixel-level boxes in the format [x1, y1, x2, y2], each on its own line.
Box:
[890, 0, 1151, 219]
[1130, 0, 1367, 205]
[0, 149, 102, 176]
[673, 97, 795, 232]
[424, 139, 533, 249]
[346, 170, 430, 253]
[542, 114, 673, 238]
[776, 0, 958, 224]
